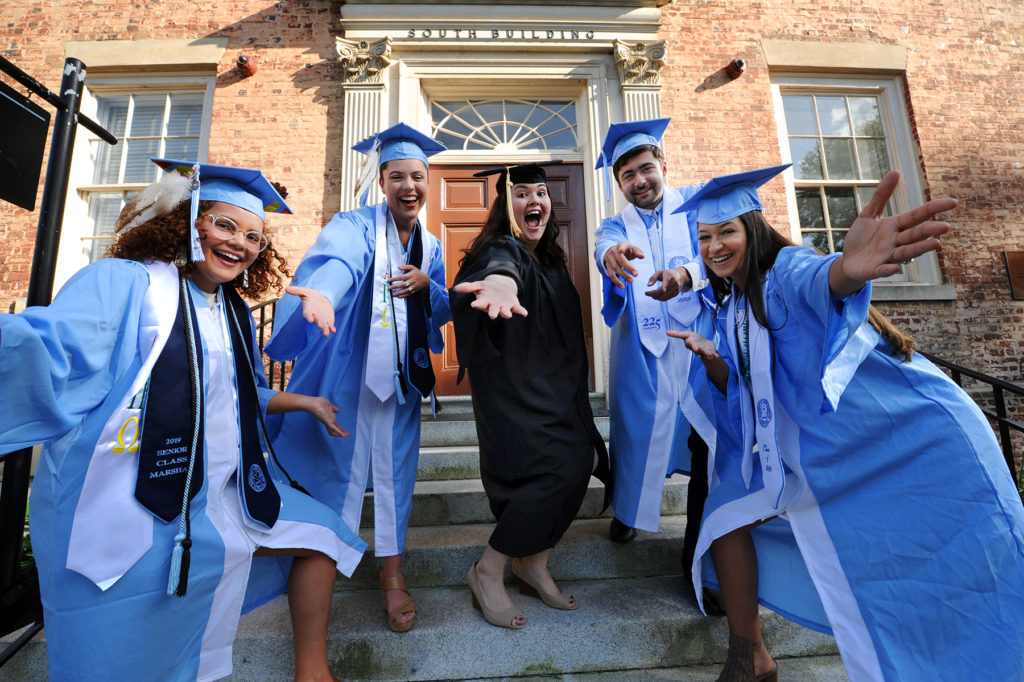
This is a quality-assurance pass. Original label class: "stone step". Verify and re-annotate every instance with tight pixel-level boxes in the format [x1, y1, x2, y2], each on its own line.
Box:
[342, 516, 689, 591]
[360, 475, 689, 529]
[416, 445, 481, 481]
[1, 578, 846, 682]
[224, 575, 840, 681]
[419, 414, 610, 448]
[469, 655, 851, 681]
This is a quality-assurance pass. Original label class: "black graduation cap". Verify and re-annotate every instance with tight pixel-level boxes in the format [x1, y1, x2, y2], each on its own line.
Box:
[473, 161, 562, 195]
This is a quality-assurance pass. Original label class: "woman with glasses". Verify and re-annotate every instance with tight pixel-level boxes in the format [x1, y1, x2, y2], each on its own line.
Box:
[0, 159, 366, 682]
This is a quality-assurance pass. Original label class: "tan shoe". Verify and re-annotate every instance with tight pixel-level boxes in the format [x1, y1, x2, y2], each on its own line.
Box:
[380, 571, 415, 633]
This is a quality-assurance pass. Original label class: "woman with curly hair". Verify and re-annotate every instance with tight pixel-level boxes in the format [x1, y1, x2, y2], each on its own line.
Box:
[450, 163, 611, 629]
[0, 159, 366, 682]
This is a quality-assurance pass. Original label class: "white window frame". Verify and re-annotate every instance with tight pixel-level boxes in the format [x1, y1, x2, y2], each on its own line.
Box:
[55, 75, 215, 291]
[771, 73, 954, 301]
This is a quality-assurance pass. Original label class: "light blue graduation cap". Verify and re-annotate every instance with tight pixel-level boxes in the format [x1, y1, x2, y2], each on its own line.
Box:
[351, 123, 447, 206]
[594, 117, 671, 201]
[152, 158, 293, 262]
[673, 163, 792, 224]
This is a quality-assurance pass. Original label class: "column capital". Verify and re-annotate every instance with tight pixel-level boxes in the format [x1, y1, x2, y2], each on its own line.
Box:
[336, 37, 393, 84]
[613, 39, 667, 87]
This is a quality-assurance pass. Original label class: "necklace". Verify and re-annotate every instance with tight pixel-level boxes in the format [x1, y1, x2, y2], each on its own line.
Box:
[736, 297, 751, 384]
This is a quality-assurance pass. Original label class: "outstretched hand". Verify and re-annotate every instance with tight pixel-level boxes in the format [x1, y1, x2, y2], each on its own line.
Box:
[603, 240, 645, 289]
[646, 266, 692, 301]
[305, 396, 349, 438]
[286, 285, 336, 336]
[453, 276, 528, 319]
[667, 330, 720, 360]
[830, 170, 957, 297]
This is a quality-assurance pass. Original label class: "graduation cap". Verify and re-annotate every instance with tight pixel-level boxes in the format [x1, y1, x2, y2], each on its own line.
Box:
[351, 123, 447, 206]
[594, 117, 670, 201]
[674, 163, 791, 224]
[116, 158, 292, 263]
[473, 161, 561, 239]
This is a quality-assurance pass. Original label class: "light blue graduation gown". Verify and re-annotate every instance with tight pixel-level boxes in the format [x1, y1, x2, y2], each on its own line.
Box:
[696, 247, 1024, 681]
[0, 259, 367, 682]
[264, 204, 450, 557]
[594, 185, 718, 531]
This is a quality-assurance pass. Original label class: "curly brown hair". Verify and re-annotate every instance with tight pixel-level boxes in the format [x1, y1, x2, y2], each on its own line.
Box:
[106, 199, 290, 299]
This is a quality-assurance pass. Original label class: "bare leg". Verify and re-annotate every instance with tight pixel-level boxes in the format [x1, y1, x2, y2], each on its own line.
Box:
[380, 553, 415, 626]
[256, 548, 337, 682]
[474, 545, 526, 626]
[711, 528, 775, 678]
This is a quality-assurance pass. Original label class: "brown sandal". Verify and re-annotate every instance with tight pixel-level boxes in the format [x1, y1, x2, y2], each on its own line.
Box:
[380, 572, 416, 632]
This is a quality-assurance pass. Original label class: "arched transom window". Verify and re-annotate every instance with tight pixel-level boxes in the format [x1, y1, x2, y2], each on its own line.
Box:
[431, 99, 578, 152]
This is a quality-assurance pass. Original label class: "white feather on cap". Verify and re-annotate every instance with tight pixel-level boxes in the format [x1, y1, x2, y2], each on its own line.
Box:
[114, 171, 193, 233]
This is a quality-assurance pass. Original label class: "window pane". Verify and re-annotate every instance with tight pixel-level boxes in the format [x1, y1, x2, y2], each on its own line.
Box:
[164, 138, 199, 161]
[167, 94, 204, 137]
[849, 97, 883, 137]
[825, 187, 857, 231]
[796, 188, 826, 230]
[92, 140, 124, 184]
[856, 139, 890, 180]
[96, 96, 129, 137]
[833, 230, 849, 252]
[815, 96, 851, 136]
[822, 138, 856, 179]
[88, 193, 123, 261]
[790, 138, 823, 180]
[123, 139, 160, 182]
[783, 95, 818, 136]
[432, 98, 577, 151]
[129, 95, 166, 137]
[802, 231, 830, 253]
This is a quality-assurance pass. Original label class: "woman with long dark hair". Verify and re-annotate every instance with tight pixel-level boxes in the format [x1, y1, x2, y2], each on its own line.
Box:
[669, 165, 1024, 681]
[450, 163, 611, 629]
[0, 160, 366, 681]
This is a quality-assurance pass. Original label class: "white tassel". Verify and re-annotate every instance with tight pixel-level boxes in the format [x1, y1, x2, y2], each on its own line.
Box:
[353, 142, 380, 207]
[116, 172, 193, 233]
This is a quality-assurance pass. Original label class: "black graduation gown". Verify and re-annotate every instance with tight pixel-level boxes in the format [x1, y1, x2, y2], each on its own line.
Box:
[450, 238, 611, 557]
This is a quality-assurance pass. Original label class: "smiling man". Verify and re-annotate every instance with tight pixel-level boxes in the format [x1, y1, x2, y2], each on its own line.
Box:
[593, 118, 718, 604]
[265, 123, 451, 634]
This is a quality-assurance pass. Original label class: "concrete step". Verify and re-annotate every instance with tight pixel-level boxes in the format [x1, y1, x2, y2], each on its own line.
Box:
[420, 414, 610, 448]
[361, 475, 689, 529]
[224, 575, 840, 681]
[1, 579, 845, 682]
[343, 516, 689, 591]
[417, 445, 480, 481]
[468, 655, 851, 681]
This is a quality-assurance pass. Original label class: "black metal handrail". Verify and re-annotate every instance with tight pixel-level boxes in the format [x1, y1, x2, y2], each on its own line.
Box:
[920, 351, 1024, 491]
[250, 298, 292, 390]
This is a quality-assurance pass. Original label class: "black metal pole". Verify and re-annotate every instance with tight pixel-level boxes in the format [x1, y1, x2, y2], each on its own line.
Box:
[1, 58, 104, 655]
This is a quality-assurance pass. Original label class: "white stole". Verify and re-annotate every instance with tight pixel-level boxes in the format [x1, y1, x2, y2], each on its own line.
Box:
[66, 260, 179, 590]
[622, 187, 701, 357]
[364, 203, 433, 403]
[726, 284, 786, 510]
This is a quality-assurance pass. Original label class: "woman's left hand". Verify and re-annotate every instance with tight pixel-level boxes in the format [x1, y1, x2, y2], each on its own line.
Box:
[389, 264, 430, 299]
[831, 170, 957, 297]
[305, 396, 349, 438]
[667, 330, 720, 360]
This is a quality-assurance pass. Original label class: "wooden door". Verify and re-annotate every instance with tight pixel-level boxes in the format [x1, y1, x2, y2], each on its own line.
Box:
[426, 163, 593, 396]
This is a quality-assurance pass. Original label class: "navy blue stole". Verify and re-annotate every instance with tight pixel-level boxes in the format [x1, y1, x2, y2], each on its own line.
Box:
[405, 224, 435, 397]
[222, 286, 281, 529]
[135, 288, 205, 523]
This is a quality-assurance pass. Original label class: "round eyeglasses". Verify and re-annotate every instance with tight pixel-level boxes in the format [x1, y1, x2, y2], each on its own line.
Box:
[202, 214, 270, 253]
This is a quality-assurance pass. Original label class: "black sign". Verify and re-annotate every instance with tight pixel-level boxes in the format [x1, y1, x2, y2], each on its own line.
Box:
[0, 80, 50, 210]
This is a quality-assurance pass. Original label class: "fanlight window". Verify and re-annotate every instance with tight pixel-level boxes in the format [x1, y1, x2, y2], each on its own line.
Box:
[431, 99, 578, 152]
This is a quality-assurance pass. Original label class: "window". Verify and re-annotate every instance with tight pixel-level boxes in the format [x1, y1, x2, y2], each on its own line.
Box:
[772, 75, 952, 299]
[83, 90, 208, 260]
[431, 99, 578, 152]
